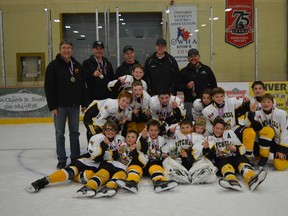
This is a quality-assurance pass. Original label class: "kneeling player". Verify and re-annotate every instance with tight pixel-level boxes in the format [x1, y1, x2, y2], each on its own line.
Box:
[247, 93, 288, 170]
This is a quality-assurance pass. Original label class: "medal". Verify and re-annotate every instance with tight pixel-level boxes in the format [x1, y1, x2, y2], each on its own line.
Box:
[68, 61, 75, 82]
[70, 76, 75, 82]
[192, 91, 197, 97]
[99, 74, 104, 79]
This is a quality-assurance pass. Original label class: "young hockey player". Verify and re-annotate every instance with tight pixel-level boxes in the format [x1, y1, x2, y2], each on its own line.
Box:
[194, 116, 208, 136]
[149, 89, 186, 135]
[247, 93, 288, 170]
[83, 90, 133, 142]
[249, 81, 276, 111]
[108, 64, 147, 98]
[163, 118, 217, 184]
[127, 80, 152, 133]
[202, 118, 267, 192]
[25, 121, 124, 193]
[116, 119, 178, 193]
[192, 88, 212, 120]
[202, 87, 256, 159]
[76, 130, 146, 198]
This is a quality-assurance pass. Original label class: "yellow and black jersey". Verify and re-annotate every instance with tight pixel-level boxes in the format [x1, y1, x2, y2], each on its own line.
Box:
[83, 98, 132, 128]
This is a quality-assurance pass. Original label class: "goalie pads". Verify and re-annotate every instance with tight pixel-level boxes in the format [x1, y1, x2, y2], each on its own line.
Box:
[162, 157, 190, 184]
[188, 157, 218, 184]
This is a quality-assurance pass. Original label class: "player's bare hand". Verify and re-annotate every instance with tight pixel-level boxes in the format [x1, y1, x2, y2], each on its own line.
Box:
[229, 144, 236, 152]
[250, 102, 257, 112]
[276, 152, 286, 160]
[141, 127, 148, 139]
[172, 101, 178, 109]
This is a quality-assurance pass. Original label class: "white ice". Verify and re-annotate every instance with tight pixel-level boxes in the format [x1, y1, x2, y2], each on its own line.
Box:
[0, 122, 287, 216]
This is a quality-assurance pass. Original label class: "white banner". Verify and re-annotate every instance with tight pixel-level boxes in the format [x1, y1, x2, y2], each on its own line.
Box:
[168, 5, 198, 68]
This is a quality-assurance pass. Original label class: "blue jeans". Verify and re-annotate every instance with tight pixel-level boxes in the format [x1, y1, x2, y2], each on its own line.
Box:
[54, 106, 80, 162]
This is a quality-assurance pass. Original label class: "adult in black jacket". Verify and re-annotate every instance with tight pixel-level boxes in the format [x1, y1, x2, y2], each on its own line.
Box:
[144, 39, 179, 96]
[176, 48, 217, 119]
[114, 45, 139, 79]
[82, 41, 114, 104]
[44, 40, 84, 169]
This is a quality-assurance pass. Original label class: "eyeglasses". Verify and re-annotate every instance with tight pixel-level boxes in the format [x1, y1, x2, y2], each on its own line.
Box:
[104, 128, 116, 132]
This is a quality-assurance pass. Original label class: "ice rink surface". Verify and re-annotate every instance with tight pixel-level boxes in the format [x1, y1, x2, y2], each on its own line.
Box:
[1, 123, 288, 216]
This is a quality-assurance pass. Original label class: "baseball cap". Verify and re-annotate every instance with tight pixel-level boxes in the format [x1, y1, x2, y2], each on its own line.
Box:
[93, 41, 104, 49]
[156, 38, 167, 46]
[123, 45, 134, 53]
[188, 48, 199, 56]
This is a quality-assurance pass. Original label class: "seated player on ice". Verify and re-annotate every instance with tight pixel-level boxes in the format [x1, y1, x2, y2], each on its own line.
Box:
[26, 121, 124, 193]
[76, 130, 146, 198]
[202, 117, 267, 192]
[116, 119, 178, 193]
[162, 118, 217, 184]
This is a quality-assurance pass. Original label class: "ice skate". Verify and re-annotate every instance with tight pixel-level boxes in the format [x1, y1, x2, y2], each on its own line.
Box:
[76, 186, 96, 198]
[218, 179, 243, 191]
[25, 177, 49, 193]
[249, 169, 267, 192]
[153, 180, 178, 193]
[190, 166, 211, 184]
[116, 179, 138, 193]
[258, 157, 268, 168]
[95, 186, 117, 198]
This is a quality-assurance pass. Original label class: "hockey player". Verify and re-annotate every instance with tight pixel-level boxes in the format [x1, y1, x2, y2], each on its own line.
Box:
[194, 116, 209, 136]
[116, 119, 178, 193]
[202, 87, 256, 159]
[192, 88, 212, 120]
[25, 121, 124, 193]
[83, 90, 133, 142]
[247, 93, 288, 170]
[249, 81, 276, 111]
[163, 118, 217, 184]
[149, 90, 186, 135]
[127, 80, 152, 133]
[76, 130, 146, 198]
[202, 117, 267, 192]
[108, 64, 147, 98]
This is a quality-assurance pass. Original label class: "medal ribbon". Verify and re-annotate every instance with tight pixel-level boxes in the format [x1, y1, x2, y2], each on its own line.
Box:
[69, 61, 74, 77]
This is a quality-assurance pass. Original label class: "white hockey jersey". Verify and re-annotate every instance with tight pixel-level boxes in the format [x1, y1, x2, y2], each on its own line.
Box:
[163, 131, 205, 160]
[130, 90, 151, 111]
[149, 95, 186, 123]
[137, 134, 168, 160]
[246, 107, 288, 145]
[202, 97, 243, 134]
[78, 133, 125, 167]
[86, 98, 132, 128]
[192, 98, 205, 120]
[206, 129, 245, 158]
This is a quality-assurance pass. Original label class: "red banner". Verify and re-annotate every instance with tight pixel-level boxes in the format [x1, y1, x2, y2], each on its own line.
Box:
[225, 0, 254, 48]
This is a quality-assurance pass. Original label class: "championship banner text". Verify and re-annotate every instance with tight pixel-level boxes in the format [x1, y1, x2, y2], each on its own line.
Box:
[225, 0, 254, 48]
